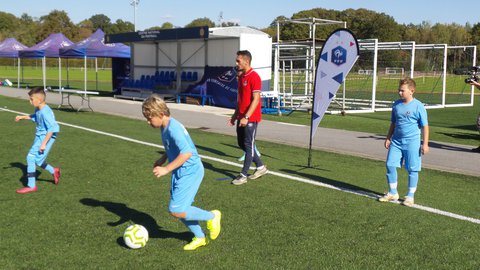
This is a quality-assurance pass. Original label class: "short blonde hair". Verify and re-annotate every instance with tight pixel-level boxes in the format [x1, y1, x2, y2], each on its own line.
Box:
[399, 77, 416, 91]
[142, 94, 170, 118]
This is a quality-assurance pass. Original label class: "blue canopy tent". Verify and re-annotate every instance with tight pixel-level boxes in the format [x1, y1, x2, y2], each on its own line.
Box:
[0, 38, 28, 87]
[18, 33, 74, 90]
[60, 29, 130, 91]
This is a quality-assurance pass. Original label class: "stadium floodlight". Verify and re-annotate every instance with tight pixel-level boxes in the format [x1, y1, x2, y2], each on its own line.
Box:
[130, 0, 140, 31]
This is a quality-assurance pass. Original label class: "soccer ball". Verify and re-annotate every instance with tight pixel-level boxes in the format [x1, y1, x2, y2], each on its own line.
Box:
[123, 224, 149, 249]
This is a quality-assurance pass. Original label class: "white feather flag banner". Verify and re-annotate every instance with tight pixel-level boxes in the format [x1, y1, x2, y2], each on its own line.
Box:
[310, 29, 359, 142]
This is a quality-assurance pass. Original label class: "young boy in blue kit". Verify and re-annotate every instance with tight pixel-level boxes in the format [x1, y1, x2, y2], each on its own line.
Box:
[15, 87, 61, 194]
[379, 78, 429, 207]
[142, 94, 221, 251]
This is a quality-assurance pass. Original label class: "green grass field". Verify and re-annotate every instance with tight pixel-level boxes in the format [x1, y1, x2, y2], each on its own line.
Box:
[0, 95, 478, 269]
[0, 65, 113, 95]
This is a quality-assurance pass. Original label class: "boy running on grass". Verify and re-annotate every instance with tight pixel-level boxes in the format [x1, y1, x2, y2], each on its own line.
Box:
[142, 94, 221, 251]
[379, 78, 429, 206]
[14, 87, 61, 194]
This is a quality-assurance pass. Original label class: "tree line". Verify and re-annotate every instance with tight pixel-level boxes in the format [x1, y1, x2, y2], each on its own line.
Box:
[0, 8, 479, 48]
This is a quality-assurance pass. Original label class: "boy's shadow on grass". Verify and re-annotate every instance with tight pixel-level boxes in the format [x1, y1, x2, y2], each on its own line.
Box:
[427, 141, 475, 153]
[357, 134, 385, 141]
[280, 167, 381, 196]
[80, 198, 191, 247]
[7, 162, 50, 186]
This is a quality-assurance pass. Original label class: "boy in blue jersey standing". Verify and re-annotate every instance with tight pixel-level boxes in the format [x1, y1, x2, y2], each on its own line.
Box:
[379, 78, 429, 207]
[15, 87, 61, 194]
[142, 94, 221, 251]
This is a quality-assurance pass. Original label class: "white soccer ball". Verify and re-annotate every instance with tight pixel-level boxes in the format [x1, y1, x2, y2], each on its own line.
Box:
[123, 224, 149, 249]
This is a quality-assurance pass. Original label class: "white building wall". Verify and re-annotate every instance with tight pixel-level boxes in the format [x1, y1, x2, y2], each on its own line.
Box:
[207, 38, 239, 66]
[239, 33, 272, 82]
[180, 41, 206, 67]
[130, 27, 272, 90]
[157, 41, 177, 68]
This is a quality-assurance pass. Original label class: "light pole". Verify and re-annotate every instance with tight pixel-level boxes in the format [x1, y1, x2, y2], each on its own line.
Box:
[130, 0, 140, 31]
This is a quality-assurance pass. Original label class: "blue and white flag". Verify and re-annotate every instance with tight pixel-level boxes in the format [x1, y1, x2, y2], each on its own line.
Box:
[310, 29, 359, 142]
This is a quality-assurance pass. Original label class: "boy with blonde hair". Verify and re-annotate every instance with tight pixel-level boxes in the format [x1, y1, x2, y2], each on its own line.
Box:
[142, 94, 221, 250]
[15, 87, 61, 194]
[379, 78, 429, 206]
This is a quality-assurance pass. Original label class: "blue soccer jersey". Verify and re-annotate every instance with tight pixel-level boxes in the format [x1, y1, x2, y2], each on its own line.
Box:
[30, 105, 60, 137]
[161, 118, 203, 213]
[391, 98, 428, 141]
[161, 117, 200, 169]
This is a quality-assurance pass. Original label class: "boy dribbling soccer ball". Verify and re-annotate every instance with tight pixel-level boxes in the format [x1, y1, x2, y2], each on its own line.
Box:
[142, 94, 221, 250]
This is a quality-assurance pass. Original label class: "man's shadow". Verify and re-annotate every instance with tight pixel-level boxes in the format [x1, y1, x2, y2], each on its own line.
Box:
[280, 167, 381, 196]
[202, 160, 238, 180]
[80, 198, 191, 247]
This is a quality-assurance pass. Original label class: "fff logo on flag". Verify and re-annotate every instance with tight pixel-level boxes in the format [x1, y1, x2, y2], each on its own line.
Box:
[219, 68, 236, 82]
[331, 46, 347, 66]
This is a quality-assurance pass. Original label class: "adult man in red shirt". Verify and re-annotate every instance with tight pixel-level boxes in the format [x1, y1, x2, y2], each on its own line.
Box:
[228, 50, 268, 185]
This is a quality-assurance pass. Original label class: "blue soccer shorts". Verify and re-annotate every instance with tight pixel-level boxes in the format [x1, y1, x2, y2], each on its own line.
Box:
[27, 135, 57, 167]
[386, 138, 422, 172]
[168, 163, 204, 213]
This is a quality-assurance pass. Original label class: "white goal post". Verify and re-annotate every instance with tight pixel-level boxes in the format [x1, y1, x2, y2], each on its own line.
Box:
[385, 67, 405, 76]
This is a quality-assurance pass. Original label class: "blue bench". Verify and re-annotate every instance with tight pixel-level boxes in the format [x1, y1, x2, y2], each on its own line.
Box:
[176, 93, 213, 106]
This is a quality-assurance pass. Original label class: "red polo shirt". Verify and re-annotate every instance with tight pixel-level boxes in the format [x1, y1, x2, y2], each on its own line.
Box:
[237, 68, 262, 122]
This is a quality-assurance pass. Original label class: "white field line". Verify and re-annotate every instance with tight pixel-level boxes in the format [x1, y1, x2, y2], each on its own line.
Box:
[2, 107, 479, 225]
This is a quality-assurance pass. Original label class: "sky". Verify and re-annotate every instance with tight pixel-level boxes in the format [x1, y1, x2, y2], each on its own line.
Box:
[2, 0, 479, 31]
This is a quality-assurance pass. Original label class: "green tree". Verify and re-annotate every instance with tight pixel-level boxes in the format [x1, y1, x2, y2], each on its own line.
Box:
[0, 12, 18, 40]
[20, 13, 33, 23]
[16, 13, 40, 46]
[161, 22, 174, 29]
[260, 27, 275, 39]
[220, 21, 239, 27]
[448, 23, 470, 45]
[291, 8, 342, 40]
[89, 14, 112, 32]
[402, 23, 422, 43]
[146, 22, 174, 31]
[109, 19, 134, 34]
[264, 16, 289, 42]
[431, 23, 451, 44]
[37, 10, 78, 41]
[77, 20, 94, 41]
[185, 17, 215, 28]
[339, 8, 402, 41]
[470, 23, 480, 45]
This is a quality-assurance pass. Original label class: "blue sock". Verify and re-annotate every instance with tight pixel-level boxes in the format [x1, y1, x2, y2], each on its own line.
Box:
[407, 171, 419, 198]
[27, 172, 36, 188]
[180, 219, 205, 238]
[45, 164, 55, 174]
[27, 154, 36, 188]
[43, 164, 55, 174]
[386, 166, 398, 194]
[185, 206, 214, 221]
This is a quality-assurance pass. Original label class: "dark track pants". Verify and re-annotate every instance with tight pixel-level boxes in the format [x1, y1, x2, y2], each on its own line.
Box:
[236, 121, 264, 176]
